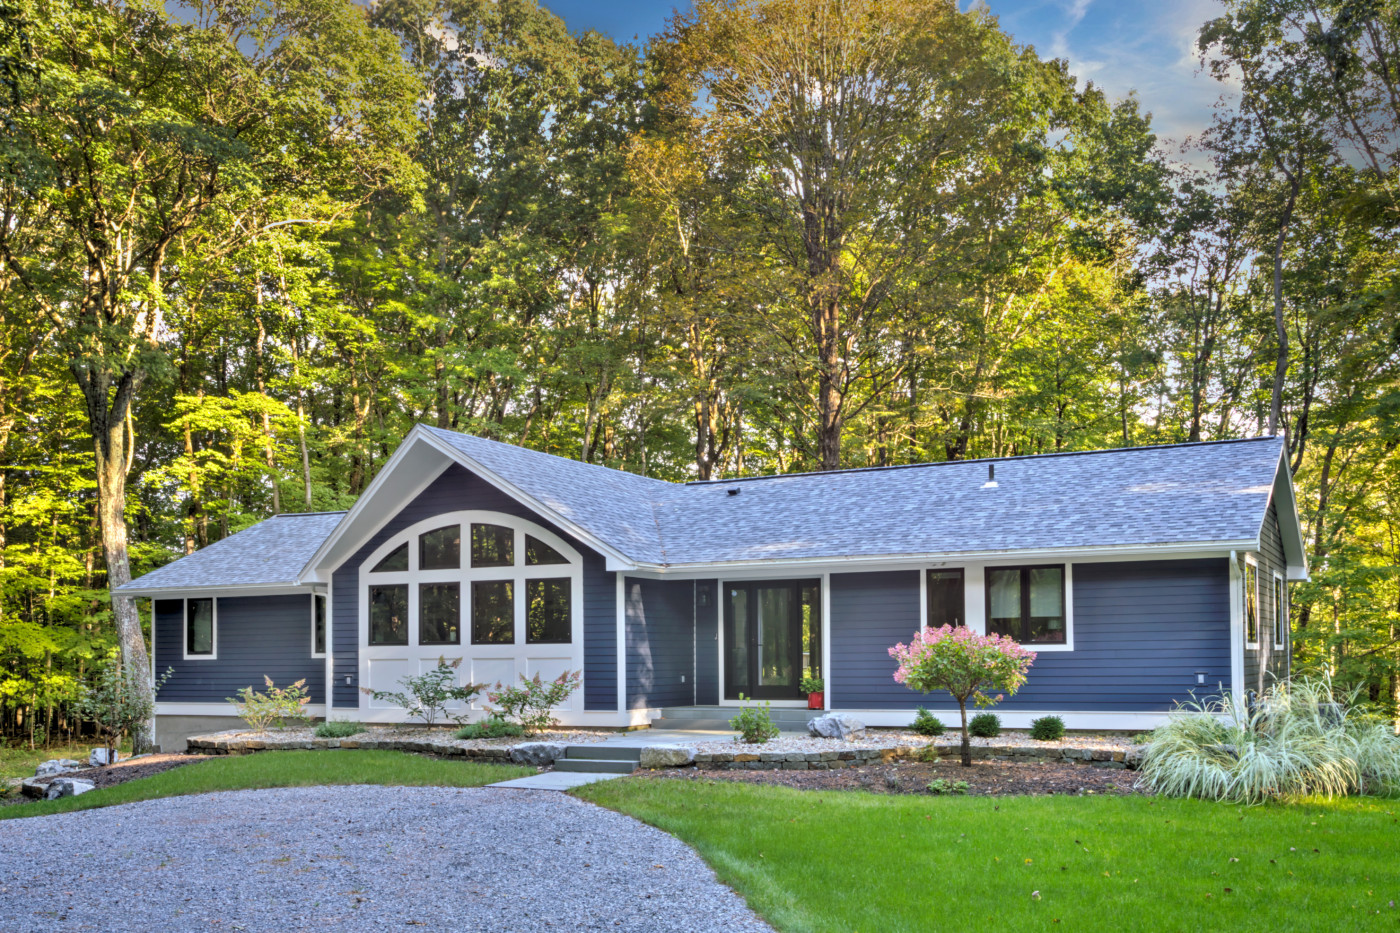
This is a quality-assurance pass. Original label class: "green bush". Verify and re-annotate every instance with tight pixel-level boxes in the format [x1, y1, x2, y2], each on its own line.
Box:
[360, 658, 482, 727]
[1139, 676, 1400, 804]
[313, 720, 365, 738]
[968, 712, 1001, 738]
[926, 778, 969, 795]
[455, 716, 525, 740]
[1029, 715, 1065, 741]
[911, 707, 946, 736]
[730, 695, 781, 744]
[226, 676, 312, 733]
[487, 670, 582, 734]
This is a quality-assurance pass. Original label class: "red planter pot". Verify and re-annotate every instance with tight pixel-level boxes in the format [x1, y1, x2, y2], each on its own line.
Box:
[807, 692, 824, 710]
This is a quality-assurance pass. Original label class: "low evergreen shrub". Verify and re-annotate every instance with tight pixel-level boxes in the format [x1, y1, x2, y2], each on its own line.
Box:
[968, 712, 1001, 738]
[313, 720, 365, 739]
[911, 707, 946, 736]
[926, 778, 969, 795]
[730, 695, 781, 744]
[454, 716, 525, 740]
[1029, 715, 1066, 741]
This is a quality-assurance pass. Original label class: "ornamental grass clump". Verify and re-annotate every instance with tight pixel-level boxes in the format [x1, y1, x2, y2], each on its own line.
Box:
[890, 625, 1035, 766]
[1139, 676, 1400, 804]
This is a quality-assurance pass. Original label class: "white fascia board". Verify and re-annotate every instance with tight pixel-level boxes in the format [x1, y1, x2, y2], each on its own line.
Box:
[298, 426, 453, 582]
[157, 702, 327, 717]
[118, 583, 320, 599]
[415, 430, 642, 571]
[1267, 450, 1311, 581]
[620, 541, 1254, 579]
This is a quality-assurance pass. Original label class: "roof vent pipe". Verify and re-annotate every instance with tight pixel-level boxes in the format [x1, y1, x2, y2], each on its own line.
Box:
[727, 487, 741, 496]
[982, 463, 998, 489]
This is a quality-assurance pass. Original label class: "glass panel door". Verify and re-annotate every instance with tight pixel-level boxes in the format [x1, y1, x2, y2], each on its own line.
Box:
[724, 580, 815, 700]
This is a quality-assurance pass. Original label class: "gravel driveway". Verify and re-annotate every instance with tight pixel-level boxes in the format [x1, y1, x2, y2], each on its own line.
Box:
[0, 785, 776, 933]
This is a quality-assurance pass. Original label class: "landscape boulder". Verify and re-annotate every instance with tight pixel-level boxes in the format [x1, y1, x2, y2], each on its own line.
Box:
[639, 745, 696, 769]
[509, 742, 566, 767]
[35, 759, 82, 777]
[45, 778, 95, 800]
[89, 748, 121, 767]
[808, 713, 867, 741]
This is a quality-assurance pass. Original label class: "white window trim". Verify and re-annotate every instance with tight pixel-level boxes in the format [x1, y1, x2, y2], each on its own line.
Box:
[1244, 554, 1260, 650]
[311, 593, 328, 659]
[357, 510, 584, 715]
[182, 596, 218, 661]
[1273, 571, 1287, 652]
[971, 561, 1075, 652]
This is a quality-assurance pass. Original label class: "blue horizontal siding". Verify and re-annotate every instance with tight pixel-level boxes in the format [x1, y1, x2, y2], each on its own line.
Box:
[331, 463, 616, 710]
[155, 595, 324, 703]
[625, 577, 695, 709]
[830, 559, 1232, 713]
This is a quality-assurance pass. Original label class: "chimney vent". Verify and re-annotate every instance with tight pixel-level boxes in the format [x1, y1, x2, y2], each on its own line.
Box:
[982, 463, 999, 489]
[727, 487, 741, 496]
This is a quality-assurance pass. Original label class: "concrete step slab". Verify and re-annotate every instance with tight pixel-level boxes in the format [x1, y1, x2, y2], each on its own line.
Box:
[554, 758, 637, 774]
[487, 771, 623, 791]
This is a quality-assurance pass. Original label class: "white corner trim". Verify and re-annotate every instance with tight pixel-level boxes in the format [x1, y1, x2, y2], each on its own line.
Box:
[1229, 551, 1245, 707]
[616, 573, 627, 713]
[820, 572, 831, 711]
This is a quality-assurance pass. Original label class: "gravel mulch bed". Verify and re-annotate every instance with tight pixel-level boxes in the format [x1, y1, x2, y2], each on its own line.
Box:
[0, 785, 775, 933]
[645, 758, 1144, 797]
[3, 754, 210, 806]
[694, 729, 1138, 756]
[201, 724, 611, 750]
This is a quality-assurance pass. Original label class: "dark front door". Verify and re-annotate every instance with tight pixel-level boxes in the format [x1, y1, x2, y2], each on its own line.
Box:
[724, 580, 819, 701]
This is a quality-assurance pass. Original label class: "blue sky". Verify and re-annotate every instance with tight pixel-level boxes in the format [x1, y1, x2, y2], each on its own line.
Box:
[549, 0, 1232, 153]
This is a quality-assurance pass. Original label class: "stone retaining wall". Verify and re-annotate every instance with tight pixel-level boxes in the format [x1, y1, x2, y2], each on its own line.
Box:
[696, 744, 1139, 771]
[187, 734, 517, 760]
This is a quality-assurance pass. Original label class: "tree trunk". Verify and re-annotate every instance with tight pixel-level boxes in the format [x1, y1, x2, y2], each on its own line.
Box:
[1268, 174, 1300, 438]
[957, 698, 971, 767]
[79, 368, 156, 754]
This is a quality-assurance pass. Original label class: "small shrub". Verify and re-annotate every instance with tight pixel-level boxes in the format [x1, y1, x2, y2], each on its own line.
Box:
[800, 673, 824, 694]
[455, 716, 525, 740]
[228, 676, 313, 733]
[1030, 715, 1066, 741]
[314, 720, 365, 739]
[926, 778, 969, 795]
[1140, 676, 1400, 804]
[487, 670, 582, 734]
[730, 694, 781, 744]
[913, 742, 941, 763]
[361, 658, 483, 727]
[968, 712, 1001, 738]
[77, 659, 174, 761]
[1130, 731, 1156, 745]
[911, 707, 946, 736]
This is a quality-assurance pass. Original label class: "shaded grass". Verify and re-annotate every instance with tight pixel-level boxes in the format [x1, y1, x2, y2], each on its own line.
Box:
[2, 750, 531, 820]
[576, 778, 1400, 933]
[0, 741, 129, 781]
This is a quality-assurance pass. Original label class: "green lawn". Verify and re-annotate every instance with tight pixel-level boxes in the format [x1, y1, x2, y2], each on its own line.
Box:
[576, 778, 1400, 933]
[2, 750, 531, 820]
[0, 741, 130, 781]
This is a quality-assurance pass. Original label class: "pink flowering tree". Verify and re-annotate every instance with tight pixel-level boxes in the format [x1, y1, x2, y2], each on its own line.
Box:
[890, 626, 1036, 766]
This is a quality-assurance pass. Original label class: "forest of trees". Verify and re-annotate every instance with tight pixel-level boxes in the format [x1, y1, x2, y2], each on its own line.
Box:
[1, 0, 1398, 747]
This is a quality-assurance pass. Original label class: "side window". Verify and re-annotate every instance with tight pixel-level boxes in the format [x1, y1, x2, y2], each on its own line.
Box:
[986, 566, 1065, 645]
[1244, 561, 1258, 646]
[926, 569, 964, 629]
[186, 598, 215, 657]
[313, 595, 327, 656]
[1274, 575, 1287, 651]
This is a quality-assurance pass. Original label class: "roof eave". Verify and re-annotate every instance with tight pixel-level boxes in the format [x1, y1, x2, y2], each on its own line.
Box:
[113, 582, 321, 598]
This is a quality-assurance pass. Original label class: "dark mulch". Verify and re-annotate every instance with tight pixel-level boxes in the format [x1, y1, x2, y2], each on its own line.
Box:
[5, 754, 208, 803]
[642, 758, 1144, 797]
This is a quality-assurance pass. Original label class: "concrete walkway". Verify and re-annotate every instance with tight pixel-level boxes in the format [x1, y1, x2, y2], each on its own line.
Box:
[486, 728, 741, 791]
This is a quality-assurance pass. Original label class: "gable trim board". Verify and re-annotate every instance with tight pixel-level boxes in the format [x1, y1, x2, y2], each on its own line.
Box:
[123, 429, 1300, 740]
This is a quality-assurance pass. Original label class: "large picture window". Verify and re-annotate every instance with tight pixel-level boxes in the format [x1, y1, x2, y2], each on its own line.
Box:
[369, 585, 409, 646]
[471, 524, 514, 567]
[419, 526, 460, 571]
[472, 580, 515, 644]
[186, 598, 215, 657]
[419, 583, 460, 645]
[986, 565, 1066, 645]
[526, 579, 571, 644]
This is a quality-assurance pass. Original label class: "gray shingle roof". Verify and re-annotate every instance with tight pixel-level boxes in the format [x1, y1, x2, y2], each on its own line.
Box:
[432, 429, 1286, 565]
[118, 512, 346, 592]
[122, 432, 1288, 590]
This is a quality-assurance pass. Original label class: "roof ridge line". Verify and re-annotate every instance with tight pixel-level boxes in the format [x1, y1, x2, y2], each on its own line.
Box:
[685, 436, 1283, 486]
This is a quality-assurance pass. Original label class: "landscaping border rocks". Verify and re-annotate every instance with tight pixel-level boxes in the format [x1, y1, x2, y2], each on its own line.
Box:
[640, 745, 697, 769]
[187, 730, 545, 761]
[510, 743, 566, 767]
[694, 743, 1141, 771]
[45, 778, 95, 800]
